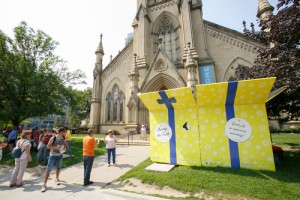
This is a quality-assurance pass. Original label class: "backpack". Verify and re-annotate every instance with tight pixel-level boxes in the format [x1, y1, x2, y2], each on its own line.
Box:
[42, 135, 52, 145]
[11, 140, 27, 158]
[52, 136, 65, 145]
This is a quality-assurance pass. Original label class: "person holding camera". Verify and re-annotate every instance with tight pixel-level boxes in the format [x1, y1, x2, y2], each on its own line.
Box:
[82, 129, 99, 186]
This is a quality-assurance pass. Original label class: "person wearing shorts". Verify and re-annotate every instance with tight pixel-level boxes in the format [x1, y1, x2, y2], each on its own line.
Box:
[41, 127, 66, 192]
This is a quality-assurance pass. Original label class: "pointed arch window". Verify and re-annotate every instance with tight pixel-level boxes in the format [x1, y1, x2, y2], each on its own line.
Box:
[106, 84, 125, 123]
[113, 86, 119, 121]
[153, 15, 180, 64]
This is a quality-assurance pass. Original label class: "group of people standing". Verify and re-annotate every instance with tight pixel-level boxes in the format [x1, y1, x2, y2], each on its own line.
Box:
[8, 127, 72, 190]
[5, 126, 119, 192]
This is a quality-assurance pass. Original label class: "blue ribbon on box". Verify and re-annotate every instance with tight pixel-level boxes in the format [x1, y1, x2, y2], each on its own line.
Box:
[225, 81, 240, 169]
[157, 91, 177, 165]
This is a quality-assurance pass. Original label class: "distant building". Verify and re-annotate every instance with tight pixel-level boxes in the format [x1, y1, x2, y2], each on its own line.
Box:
[24, 114, 66, 130]
[125, 33, 133, 45]
[89, 0, 274, 134]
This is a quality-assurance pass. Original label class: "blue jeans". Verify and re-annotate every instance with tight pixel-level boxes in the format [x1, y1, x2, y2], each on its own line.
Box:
[43, 147, 50, 165]
[36, 145, 45, 162]
[83, 156, 94, 184]
[106, 148, 116, 164]
[66, 140, 72, 156]
[46, 155, 63, 173]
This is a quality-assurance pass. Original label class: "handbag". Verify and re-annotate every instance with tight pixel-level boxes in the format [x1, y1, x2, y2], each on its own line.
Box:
[11, 140, 27, 158]
[37, 141, 45, 150]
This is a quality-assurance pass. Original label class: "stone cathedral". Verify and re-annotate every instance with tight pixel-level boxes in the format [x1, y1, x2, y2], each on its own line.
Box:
[88, 0, 274, 134]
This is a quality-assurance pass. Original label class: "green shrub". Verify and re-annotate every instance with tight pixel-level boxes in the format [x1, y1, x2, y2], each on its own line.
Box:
[270, 127, 300, 134]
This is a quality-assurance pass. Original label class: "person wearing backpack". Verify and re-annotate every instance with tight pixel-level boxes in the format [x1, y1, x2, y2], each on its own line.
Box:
[9, 131, 32, 187]
[41, 127, 66, 192]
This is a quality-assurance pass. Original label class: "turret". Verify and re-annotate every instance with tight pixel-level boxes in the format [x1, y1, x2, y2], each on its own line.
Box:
[185, 43, 198, 88]
[257, 0, 274, 21]
[95, 34, 104, 69]
[128, 53, 140, 96]
[88, 34, 104, 133]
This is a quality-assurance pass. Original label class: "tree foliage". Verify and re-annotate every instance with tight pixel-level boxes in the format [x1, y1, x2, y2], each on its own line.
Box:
[237, 0, 300, 120]
[66, 88, 92, 128]
[0, 22, 86, 126]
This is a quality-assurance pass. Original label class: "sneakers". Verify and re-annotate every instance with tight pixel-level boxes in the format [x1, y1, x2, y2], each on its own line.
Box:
[41, 185, 47, 192]
[55, 179, 61, 185]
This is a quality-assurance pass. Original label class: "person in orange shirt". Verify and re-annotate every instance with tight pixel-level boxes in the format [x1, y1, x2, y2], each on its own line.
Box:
[82, 129, 99, 186]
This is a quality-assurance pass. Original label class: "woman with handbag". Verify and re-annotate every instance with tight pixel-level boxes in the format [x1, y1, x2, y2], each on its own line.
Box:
[9, 131, 32, 187]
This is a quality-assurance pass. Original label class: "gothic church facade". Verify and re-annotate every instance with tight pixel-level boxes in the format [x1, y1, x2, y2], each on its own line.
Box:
[89, 0, 274, 134]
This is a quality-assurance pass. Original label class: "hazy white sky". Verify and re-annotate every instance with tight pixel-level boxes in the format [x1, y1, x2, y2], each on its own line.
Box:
[0, 0, 277, 90]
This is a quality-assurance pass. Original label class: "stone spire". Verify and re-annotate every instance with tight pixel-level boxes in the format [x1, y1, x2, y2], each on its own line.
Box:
[185, 43, 198, 87]
[257, 0, 274, 20]
[96, 34, 104, 55]
[95, 34, 104, 71]
[88, 34, 104, 133]
[129, 54, 140, 95]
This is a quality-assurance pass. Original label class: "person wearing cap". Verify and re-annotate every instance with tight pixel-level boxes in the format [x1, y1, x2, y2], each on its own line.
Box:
[104, 129, 118, 167]
[82, 129, 99, 186]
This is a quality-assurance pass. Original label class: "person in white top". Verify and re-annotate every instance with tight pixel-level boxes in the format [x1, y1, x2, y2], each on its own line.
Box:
[104, 129, 118, 167]
[10, 131, 32, 187]
[140, 125, 147, 141]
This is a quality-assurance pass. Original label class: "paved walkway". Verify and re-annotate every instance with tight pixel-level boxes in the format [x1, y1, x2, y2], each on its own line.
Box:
[0, 145, 167, 200]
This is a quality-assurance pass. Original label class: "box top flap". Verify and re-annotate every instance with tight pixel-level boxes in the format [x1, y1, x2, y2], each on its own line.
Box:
[196, 77, 276, 107]
[138, 87, 195, 111]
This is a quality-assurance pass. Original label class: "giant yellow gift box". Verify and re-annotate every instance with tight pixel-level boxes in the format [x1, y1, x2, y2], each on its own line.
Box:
[138, 77, 276, 171]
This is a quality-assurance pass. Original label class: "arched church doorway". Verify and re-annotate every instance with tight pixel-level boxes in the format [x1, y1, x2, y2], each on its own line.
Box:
[138, 74, 184, 130]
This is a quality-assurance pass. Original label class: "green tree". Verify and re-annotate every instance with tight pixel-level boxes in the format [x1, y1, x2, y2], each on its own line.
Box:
[0, 22, 86, 126]
[66, 88, 92, 128]
[237, 0, 300, 120]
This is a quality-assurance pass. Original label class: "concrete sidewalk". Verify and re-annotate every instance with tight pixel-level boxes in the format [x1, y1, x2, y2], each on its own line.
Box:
[0, 145, 167, 200]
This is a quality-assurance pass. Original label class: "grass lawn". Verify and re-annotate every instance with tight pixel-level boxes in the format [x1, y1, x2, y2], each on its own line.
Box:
[119, 134, 300, 200]
[0, 133, 106, 168]
[271, 133, 300, 148]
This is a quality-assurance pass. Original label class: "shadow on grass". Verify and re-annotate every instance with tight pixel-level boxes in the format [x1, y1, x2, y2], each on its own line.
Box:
[189, 150, 300, 184]
[284, 143, 300, 148]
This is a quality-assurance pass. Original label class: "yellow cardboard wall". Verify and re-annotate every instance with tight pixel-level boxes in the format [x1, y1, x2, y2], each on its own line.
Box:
[138, 78, 276, 171]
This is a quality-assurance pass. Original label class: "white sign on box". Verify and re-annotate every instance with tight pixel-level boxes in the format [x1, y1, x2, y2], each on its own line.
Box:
[154, 123, 172, 143]
[225, 118, 252, 143]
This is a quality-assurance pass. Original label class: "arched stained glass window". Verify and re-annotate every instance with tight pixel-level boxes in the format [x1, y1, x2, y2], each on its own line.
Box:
[106, 84, 125, 123]
[153, 14, 180, 64]
[113, 86, 119, 121]
[120, 93, 124, 122]
[158, 19, 177, 62]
